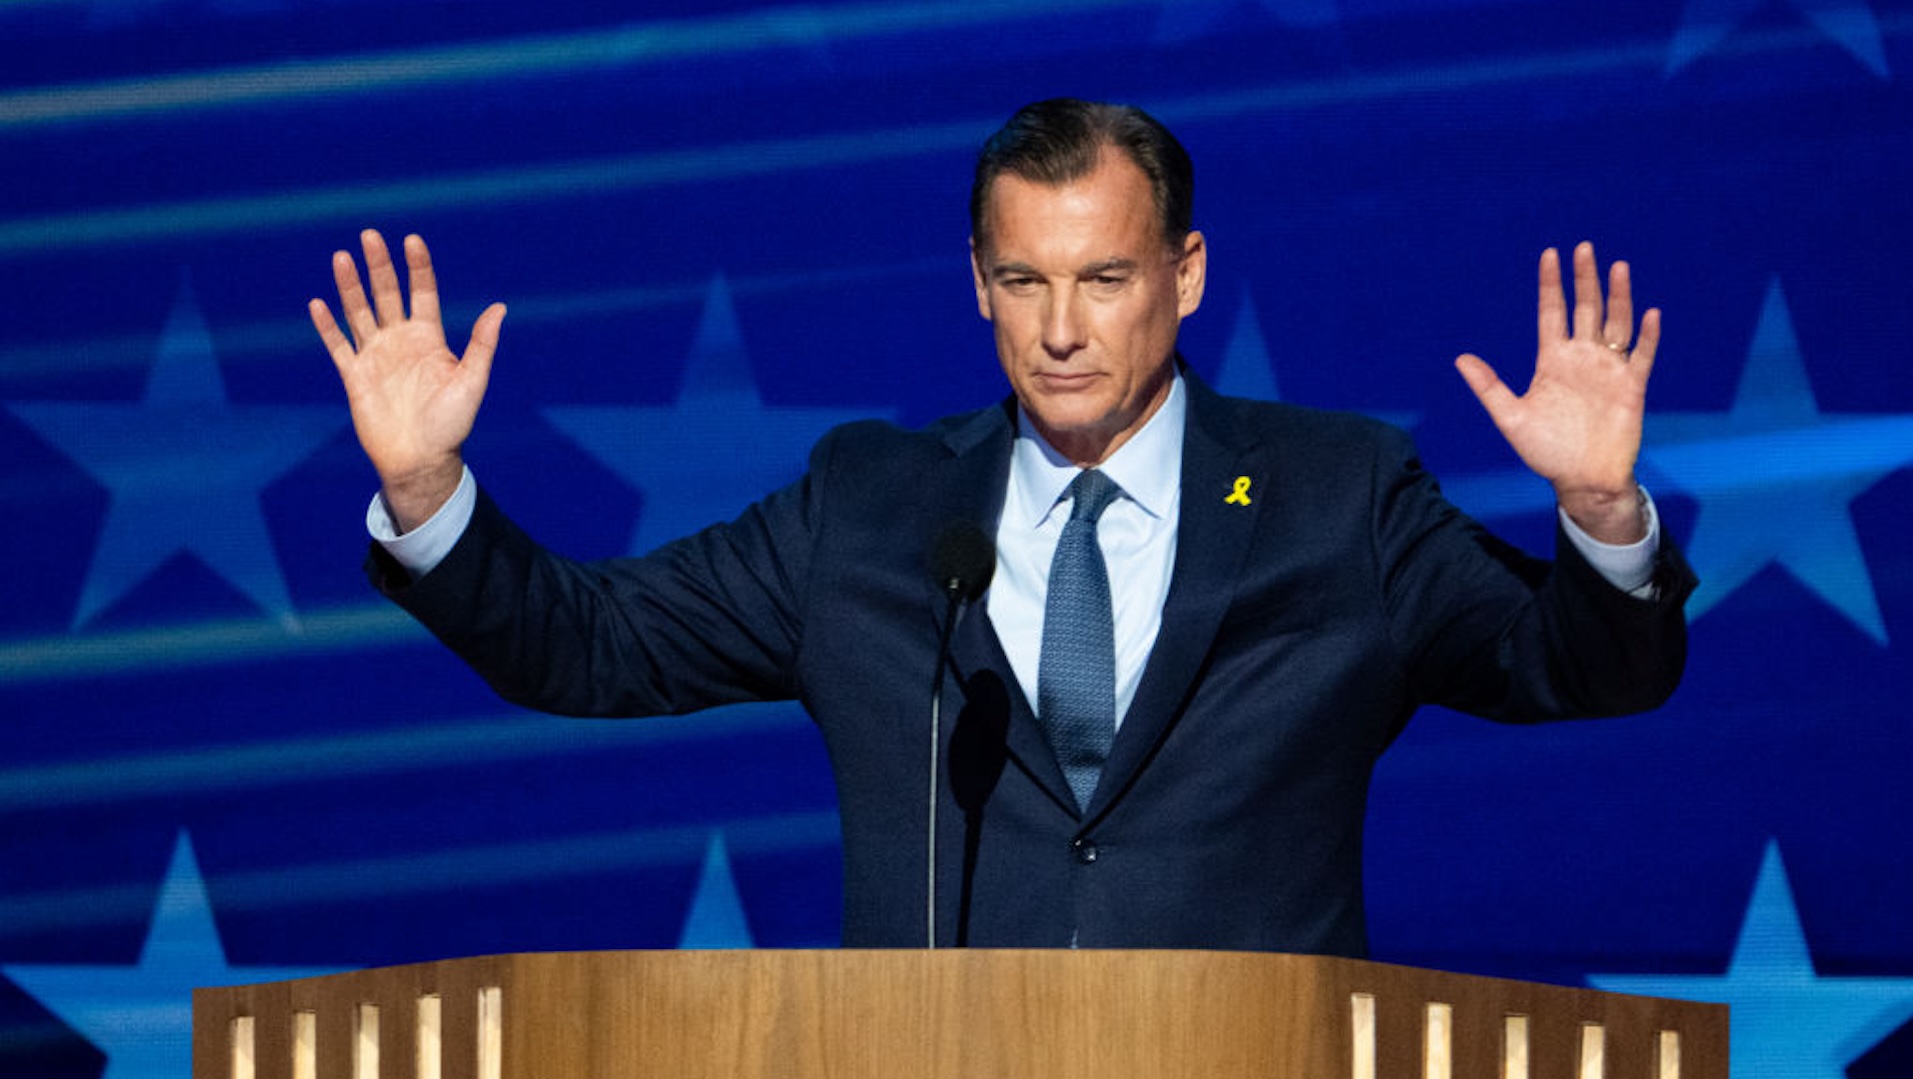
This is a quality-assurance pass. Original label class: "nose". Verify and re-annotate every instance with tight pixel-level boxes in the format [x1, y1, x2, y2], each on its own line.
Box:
[1042, 287, 1087, 359]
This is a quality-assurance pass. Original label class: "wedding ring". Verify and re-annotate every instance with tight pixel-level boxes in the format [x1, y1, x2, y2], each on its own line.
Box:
[1605, 340, 1629, 353]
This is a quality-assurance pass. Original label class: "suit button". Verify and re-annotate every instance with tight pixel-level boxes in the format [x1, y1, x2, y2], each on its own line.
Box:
[1072, 839, 1099, 865]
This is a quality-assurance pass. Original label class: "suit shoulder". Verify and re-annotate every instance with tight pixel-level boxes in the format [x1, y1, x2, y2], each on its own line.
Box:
[1213, 394, 1414, 459]
[810, 402, 1008, 472]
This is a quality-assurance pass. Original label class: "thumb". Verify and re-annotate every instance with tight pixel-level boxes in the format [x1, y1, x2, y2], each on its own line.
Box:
[1454, 353, 1514, 421]
[457, 302, 507, 388]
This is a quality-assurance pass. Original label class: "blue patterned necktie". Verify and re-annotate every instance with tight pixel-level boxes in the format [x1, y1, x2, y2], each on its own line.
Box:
[1038, 468, 1123, 813]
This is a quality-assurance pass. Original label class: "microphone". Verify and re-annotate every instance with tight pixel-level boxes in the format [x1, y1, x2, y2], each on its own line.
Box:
[931, 521, 996, 605]
[925, 521, 995, 948]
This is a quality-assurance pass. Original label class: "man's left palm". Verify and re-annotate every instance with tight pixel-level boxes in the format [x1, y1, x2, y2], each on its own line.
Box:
[1455, 242, 1660, 544]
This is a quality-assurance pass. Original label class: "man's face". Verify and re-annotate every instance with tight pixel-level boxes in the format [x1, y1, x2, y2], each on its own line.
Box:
[971, 150, 1206, 466]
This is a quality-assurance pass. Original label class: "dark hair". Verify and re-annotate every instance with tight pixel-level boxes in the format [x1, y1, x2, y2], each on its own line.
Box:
[970, 98, 1194, 256]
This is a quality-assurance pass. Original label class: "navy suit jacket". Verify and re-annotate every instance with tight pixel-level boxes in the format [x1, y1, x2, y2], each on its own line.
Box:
[374, 372, 1696, 957]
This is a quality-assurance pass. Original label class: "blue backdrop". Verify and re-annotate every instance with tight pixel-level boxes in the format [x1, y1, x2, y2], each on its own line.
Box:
[3, 2, 1912, 1077]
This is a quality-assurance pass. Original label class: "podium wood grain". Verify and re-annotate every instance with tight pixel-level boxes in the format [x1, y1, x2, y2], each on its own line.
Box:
[195, 949, 1726, 1079]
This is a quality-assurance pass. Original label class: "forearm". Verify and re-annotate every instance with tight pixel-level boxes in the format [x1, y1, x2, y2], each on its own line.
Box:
[1377, 432, 1695, 721]
[371, 483, 807, 719]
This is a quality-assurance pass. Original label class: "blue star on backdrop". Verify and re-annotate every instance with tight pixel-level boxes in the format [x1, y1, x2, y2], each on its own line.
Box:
[1639, 278, 1913, 645]
[676, 833, 756, 949]
[1667, 0, 1890, 77]
[5, 278, 343, 631]
[543, 275, 890, 556]
[1590, 841, 1913, 1079]
[1211, 288, 1419, 430]
[2, 833, 339, 1079]
[1213, 290, 1286, 402]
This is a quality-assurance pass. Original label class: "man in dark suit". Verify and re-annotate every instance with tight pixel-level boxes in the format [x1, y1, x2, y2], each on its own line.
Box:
[311, 99, 1693, 957]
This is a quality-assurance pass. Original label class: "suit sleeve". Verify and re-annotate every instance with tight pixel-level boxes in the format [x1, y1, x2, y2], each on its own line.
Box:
[363, 431, 845, 719]
[1371, 426, 1698, 722]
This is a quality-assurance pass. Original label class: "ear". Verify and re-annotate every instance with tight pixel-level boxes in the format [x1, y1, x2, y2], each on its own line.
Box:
[969, 236, 993, 322]
[1176, 230, 1207, 318]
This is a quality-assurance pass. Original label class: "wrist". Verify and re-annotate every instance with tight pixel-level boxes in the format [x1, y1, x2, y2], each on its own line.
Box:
[380, 457, 465, 534]
[1556, 483, 1647, 545]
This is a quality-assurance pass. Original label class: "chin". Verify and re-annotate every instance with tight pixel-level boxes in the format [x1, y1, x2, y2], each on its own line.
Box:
[1030, 406, 1116, 439]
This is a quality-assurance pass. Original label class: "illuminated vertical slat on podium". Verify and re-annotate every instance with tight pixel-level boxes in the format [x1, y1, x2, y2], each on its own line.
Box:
[355, 1003, 379, 1078]
[229, 1016, 255, 1079]
[1658, 1029, 1682, 1079]
[1350, 992, 1376, 1079]
[1424, 1002, 1452, 1079]
[293, 1011, 317, 1079]
[477, 986, 502, 1079]
[417, 994, 442, 1079]
[1579, 1023, 1606, 1079]
[1503, 1014, 1529, 1079]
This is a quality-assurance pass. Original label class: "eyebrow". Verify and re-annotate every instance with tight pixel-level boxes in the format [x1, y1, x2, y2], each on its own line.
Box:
[986, 260, 1040, 280]
[987, 257, 1141, 280]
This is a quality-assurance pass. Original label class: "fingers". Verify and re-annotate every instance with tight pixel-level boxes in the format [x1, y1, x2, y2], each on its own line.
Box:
[404, 233, 442, 329]
[1632, 306, 1662, 381]
[1542, 240, 1652, 358]
[1603, 258, 1634, 349]
[309, 298, 353, 367]
[331, 246, 377, 349]
[320, 229, 449, 357]
[1570, 241, 1602, 343]
[360, 228, 410, 332]
[1537, 247, 1567, 343]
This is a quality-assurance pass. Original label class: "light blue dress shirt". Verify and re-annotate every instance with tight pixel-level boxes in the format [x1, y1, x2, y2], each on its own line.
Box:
[988, 376, 1185, 730]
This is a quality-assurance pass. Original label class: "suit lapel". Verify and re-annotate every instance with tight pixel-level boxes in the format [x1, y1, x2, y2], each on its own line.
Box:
[925, 378, 1274, 822]
[926, 403, 1080, 813]
[1086, 376, 1266, 821]
[946, 603, 1075, 810]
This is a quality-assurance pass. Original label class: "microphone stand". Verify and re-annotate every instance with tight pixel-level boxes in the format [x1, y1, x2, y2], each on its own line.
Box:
[927, 581, 965, 949]
[925, 521, 994, 950]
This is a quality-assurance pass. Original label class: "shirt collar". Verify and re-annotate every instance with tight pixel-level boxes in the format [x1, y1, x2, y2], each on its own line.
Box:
[1008, 372, 1187, 530]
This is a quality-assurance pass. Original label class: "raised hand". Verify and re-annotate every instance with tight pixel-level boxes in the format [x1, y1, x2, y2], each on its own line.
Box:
[1454, 241, 1660, 544]
[310, 230, 506, 531]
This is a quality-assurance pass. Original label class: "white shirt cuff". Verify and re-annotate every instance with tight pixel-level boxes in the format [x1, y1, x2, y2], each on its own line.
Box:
[1558, 487, 1662, 599]
[366, 465, 478, 580]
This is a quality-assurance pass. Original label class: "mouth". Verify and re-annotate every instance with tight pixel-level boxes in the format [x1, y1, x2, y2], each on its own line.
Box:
[1033, 370, 1101, 389]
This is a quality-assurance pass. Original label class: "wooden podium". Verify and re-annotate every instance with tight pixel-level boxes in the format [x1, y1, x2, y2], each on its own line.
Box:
[194, 949, 1726, 1079]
